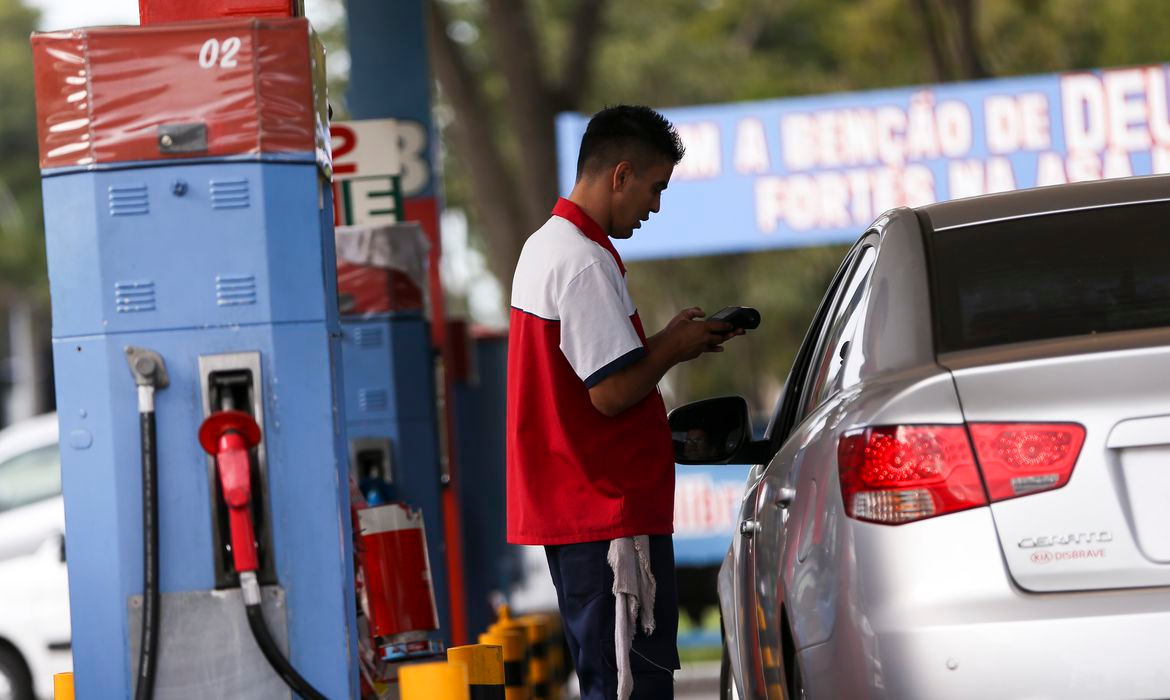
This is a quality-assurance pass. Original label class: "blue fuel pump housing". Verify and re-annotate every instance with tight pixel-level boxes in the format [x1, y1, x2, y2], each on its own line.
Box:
[45, 159, 359, 700]
[34, 20, 358, 700]
[340, 312, 452, 638]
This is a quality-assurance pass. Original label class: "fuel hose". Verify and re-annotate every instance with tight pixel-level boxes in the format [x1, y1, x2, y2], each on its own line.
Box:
[240, 572, 328, 700]
[125, 348, 169, 700]
[136, 390, 160, 700]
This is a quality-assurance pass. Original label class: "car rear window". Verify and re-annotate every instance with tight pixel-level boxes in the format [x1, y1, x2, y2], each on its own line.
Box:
[927, 200, 1170, 353]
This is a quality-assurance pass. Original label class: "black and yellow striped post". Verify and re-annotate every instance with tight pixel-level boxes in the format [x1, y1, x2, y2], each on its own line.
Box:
[517, 614, 551, 700]
[488, 605, 535, 697]
[449, 644, 506, 700]
[400, 661, 470, 700]
[480, 628, 529, 700]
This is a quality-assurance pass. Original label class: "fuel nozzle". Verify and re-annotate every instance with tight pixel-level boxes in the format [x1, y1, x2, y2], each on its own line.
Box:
[198, 411, 262, 574]
[199, 411, 329, 700]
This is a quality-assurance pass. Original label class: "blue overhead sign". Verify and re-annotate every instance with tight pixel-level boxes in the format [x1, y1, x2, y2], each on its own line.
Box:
[557, 64, 1170, 260]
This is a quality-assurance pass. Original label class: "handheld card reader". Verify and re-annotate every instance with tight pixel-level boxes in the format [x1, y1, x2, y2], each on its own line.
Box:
[709, 306, 761, 330]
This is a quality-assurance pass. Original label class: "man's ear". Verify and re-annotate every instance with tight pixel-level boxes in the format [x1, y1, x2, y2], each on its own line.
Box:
[612, 161, 635, 192]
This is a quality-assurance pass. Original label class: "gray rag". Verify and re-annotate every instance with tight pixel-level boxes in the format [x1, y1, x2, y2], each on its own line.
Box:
[608, 535, 657, 700]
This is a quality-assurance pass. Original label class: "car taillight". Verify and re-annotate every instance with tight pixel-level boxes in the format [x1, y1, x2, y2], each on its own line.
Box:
[967, 423, 1085, 502]
[838, 426, 986, 525]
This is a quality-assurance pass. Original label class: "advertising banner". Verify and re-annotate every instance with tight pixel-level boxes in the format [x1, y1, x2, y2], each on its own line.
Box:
[557, 65, 1170, 260]
[673, 464, 754, 566]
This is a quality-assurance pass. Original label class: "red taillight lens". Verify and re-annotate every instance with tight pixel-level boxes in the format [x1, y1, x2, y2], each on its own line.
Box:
[968, 423, 1085, 501]
[838, 426, 987, 524]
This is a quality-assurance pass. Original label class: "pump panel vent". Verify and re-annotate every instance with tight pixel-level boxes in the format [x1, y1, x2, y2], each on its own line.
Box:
[216, 275, 257, 306]
[354, 327, 385, 348]
[115, 280, 156, 313]
[108, 184, 149, 216]
[359, 388, 389, 413]
[209, 178, 250, 210]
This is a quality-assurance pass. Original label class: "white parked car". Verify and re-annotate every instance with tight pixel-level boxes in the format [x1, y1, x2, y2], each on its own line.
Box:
[0, 413, 69, 700]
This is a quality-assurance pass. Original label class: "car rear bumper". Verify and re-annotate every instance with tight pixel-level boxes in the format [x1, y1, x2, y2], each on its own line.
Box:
[800, 510, 1170, 699]
[802, 591, 1170, 699]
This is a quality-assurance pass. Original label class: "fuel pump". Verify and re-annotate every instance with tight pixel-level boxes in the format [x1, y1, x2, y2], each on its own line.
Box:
[336, 219, 451, 686]
[33, 15, 359, 699]
[334, 215, 453, 671]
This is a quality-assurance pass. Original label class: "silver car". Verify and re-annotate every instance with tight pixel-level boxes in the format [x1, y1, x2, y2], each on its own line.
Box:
[671, 174, 1170, 700]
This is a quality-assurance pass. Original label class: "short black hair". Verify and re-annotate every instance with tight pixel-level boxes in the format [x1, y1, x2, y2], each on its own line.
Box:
[575, 105, 685, 180]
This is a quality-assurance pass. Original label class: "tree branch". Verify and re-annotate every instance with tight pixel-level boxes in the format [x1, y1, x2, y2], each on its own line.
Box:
[730, 0, 785, 58]
[910, 0, 953, 82]
[484, 0, 560, 230]
[952, 0, 990, 79]
[553, 0, 607, 112]
[427, 0, 528, 287]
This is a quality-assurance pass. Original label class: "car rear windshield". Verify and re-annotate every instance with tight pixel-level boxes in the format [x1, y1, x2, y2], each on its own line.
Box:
[927, 200, 1170, 353]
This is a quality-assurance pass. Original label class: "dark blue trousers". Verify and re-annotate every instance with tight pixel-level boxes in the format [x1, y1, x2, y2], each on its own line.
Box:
[545, 535, 680, 699]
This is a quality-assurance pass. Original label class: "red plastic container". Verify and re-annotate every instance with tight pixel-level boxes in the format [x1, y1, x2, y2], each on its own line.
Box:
[32, 18, 329, 171]
[356, 503, 440, 639]
[139, 0, 302, 25]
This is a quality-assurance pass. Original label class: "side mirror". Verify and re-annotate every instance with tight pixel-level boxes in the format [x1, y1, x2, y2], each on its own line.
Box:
[668, 396, 770, 465]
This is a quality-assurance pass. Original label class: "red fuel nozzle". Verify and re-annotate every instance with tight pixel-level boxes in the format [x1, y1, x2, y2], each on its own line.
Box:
[199, 411, 263, 574]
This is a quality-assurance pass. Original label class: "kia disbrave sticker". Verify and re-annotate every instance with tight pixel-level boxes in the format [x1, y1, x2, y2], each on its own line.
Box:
[1018, 532, 1113, 564]
[1029, 549, 1108, 564]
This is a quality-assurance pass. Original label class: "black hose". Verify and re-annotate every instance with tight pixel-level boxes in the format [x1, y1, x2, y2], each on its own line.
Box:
[135, 410, 160, 700]
[245, 603, 329, 700]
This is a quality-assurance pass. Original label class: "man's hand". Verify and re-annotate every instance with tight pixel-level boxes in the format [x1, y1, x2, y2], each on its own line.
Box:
[650, 307, 743, 362]
[660, 306, 705, 333]
[589, 307, 744, 417]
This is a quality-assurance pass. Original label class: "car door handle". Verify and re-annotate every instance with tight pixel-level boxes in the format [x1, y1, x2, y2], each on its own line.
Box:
[740, 519, 761, 537]
[773, 487, 796, 507]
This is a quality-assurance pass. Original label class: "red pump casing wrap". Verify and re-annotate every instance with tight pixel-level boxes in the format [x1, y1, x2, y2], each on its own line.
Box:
[31, 18, 330, 172]
[335, 223, 429, 317]
[139, 0, 302, 25]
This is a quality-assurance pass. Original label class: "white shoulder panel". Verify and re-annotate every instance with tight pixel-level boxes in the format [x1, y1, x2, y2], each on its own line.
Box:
[510, 215, 617, 320]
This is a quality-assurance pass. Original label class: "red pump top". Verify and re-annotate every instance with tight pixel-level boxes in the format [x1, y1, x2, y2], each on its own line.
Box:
[139, 0, 302, 25]
[32, 18, 330, 173]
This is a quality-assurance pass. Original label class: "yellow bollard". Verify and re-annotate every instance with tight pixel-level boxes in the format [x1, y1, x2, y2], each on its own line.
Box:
[480, 628, 529, 700]
[489, 604, 536, 697]
[449, 644, 506, 700]
[53, 673, 74, 700]
[517, 615, 551, 700]
[487, 603, 517, 635]
[400, 661, 470, 700]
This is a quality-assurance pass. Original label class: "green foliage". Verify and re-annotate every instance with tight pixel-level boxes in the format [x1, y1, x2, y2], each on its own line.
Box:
[626, 245, 847, 420]
[512, 0, 1170, 417]
[0, 0, 46, 298]
[426, 0, 1170, 417]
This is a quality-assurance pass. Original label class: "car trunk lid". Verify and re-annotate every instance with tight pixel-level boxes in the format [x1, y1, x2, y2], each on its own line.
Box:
[942, 333, 1170, 591]
[923, 199, 1170, 592]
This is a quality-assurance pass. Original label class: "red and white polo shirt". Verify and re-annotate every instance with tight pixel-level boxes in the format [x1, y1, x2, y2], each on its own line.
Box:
[506, 198, 675, 545]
